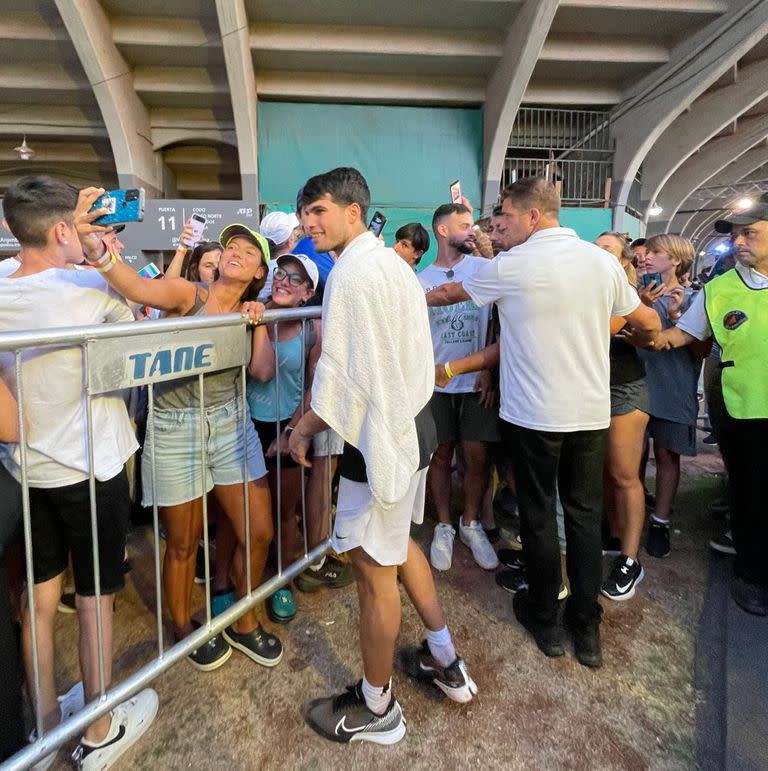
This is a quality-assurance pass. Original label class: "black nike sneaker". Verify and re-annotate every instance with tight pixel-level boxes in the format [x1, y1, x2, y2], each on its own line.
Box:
[401, 640, 478, 703]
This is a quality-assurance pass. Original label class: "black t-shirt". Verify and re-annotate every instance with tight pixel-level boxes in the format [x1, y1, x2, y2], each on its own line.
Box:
[609, 336, 645, 386]
[339, 403, 438, 484]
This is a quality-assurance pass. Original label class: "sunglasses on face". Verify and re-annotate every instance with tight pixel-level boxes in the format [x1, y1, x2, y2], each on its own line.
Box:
[273, 267, 307, 286]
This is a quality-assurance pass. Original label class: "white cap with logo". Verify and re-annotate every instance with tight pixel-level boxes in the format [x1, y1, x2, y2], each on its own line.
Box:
[259, 211, 300, 246]
[276, 253, 320, 290]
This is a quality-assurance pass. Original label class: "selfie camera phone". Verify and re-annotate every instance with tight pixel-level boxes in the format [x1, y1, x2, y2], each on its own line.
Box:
[138, 262, 161, 279]
[91, 188, 145, 226]
[642, 272, 663, 288]
[449, 180, 462, 204]
[368, 211, 387, 237]
[183, 213, 207, 247]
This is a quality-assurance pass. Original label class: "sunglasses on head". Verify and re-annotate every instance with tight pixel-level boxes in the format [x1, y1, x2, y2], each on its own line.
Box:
[273, 266, 307, 286]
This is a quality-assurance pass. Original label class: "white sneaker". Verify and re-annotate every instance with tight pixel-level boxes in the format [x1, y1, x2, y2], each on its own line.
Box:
[71, 688, 159, 770]
[29, 681, 86, 771]
[459, 519, 499, 570]
[430, 524, 456, 571]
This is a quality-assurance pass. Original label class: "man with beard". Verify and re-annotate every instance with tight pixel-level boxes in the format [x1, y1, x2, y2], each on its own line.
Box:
[418, 204, 500, 573]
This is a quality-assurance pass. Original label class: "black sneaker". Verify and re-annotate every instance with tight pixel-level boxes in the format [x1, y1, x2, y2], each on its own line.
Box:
[295, 556, 354, 593]
[731, 577, 768, 616]
[709, 528, 736, 555]
[183, 624, 232, 672]
[646, 520, 671, 558]
[512, 589, 564, 658]
[564, 602, 603, 668]
[194, 543, 214, 585]
[305, 681, 406, 745]
[498, 549, 526, 571]
[601, 555, 644, 601]
[401, 640, 478, 703]
[496, 568, 528, 593]
[222, 624, 283, 667]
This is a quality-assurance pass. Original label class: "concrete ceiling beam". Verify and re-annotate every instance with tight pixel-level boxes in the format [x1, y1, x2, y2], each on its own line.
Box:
[0, 106, 107, 138]
[54, 0, 164, 196]
[641, 57, 768, 207]
[561, 0, 726, 9]
[215, 0, 259, 202]
[610, 0, 768, 229]
[648, 114, 768, 233]
[481, 0, 560, 211]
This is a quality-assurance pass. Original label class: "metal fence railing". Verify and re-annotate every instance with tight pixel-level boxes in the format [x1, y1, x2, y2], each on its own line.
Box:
[0, 306, 328, 770]
[502, 157, 613, 207]
[508, 108, 613, 153]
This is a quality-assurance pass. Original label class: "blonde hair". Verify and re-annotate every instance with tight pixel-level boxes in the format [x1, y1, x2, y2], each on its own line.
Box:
[597, 230, 636, 286]
[645, 234, 694, 279]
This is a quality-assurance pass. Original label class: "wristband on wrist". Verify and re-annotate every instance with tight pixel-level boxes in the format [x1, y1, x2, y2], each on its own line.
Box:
[97, 254, 117, 273]
[444, 362, 455, 379]
[87, 245, 110, 267]
[175, 244, 188, 254]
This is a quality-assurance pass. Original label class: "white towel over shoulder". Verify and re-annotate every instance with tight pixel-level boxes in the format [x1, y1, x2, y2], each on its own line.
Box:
[311, 231, 434, 508]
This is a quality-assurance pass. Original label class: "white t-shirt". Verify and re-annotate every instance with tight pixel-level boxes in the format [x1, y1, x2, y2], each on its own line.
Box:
[0, 258, 20, 277]
[677, 262, 768, 341]
[0, 268, 138, 487]
[418, 255, 492, 394]
[462, 227, 640, 432]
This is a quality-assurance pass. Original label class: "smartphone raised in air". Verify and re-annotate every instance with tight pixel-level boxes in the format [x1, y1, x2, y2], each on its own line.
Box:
[182, 214, 207, 247]
[91, 188, 145, 226]
[449, 180, 462, 204]
[368, 211, 387, 237]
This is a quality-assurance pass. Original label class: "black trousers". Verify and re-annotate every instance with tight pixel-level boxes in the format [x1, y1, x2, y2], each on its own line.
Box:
[503, 421, 608, 625]
[714, 410, 768, 588]
[0, 465, 24, 761]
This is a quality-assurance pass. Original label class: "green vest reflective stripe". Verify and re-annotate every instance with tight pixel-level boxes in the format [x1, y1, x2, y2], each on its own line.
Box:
[704, 269, 768, 419]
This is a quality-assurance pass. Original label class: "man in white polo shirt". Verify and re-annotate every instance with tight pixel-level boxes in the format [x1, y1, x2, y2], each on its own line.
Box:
[427, 177, 660, 668]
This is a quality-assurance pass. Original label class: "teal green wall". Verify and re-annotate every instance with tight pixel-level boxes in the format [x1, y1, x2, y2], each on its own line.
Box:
[622, 212, 643, 241]
[257, 102, 483, 266]
[559, 208, 613, 243]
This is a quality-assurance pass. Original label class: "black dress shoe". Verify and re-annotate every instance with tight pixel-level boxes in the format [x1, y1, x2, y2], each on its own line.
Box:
[512, 590, 564, 658]
[731, 577, 768, 616]
[564, 603, 603, 668]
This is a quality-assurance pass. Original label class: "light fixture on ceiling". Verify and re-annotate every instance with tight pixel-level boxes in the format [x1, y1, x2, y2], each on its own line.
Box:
[714, 242, 729, 254]
[648, 203, 663, 217]
[13, 135, 35, 161]
[698, 250, 706, 256]
[735, 197, 754, 211]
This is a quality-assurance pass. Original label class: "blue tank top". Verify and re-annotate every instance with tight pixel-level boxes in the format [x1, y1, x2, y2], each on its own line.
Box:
[247, 333, 305, 422]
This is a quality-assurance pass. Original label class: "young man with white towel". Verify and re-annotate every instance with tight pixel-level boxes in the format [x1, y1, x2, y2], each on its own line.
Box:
[289, 167, 477, 745]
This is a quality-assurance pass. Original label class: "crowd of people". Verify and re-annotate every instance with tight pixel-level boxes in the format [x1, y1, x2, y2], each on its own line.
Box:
[0, 168, 765, 767]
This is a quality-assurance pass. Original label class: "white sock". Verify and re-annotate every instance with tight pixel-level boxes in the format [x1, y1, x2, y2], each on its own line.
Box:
[427, 625, 456, 667]
[309, 556, 326, 572]
[361, 676, 391, 715]
[651, 514, 670, 525]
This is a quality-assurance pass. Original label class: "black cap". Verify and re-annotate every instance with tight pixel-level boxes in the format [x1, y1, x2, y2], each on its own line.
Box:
[107, 223, 126, 234]
[714, 193, 768, 233]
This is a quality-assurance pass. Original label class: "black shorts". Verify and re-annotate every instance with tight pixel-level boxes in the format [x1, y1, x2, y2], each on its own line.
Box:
[29, 469, 130, 596]
[429, 391, 501, 445]
[252, 418, 303, 470]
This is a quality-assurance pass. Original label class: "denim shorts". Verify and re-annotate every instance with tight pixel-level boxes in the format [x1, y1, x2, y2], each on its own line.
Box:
[141, 397, 267, 507]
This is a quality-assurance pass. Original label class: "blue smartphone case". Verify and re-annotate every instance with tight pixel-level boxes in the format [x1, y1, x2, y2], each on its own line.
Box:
[91, 188, 145, 226]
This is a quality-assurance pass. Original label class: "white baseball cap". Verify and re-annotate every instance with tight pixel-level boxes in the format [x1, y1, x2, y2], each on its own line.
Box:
[259, 211, 300, 245]
[276, 253, 320, 290]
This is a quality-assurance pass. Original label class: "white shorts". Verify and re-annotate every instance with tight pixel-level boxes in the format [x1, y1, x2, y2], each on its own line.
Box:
[331, 468, 427, 566]
[313, 428, 344, 457]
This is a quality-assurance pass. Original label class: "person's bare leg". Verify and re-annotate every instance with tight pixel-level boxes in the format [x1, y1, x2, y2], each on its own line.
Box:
[653, 446, 680, 522]
[397, 538, 445, 632]
[480, 481, 496, 531]
[22, 573, 63, 733]
[213, 478, 272, 634]
[160, 500, 203, 638]
[349, 547, 400, 686]
[427, 443, 454, 525]
[606, 410, 650, 559]
[76, 593, 115, 743]
[213, 513, 237, 592]
[278, 468, 303, 567]
[305, 455, 337, 550]
[460, 440, 487, 525]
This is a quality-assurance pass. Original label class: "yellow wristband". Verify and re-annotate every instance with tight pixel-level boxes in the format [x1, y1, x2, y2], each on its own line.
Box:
[96, 254, 117, 273]
[444, 362, 455, 379]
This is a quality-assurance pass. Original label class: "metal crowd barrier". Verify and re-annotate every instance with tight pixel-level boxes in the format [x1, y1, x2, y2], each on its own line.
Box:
[0, 306, 329, 770]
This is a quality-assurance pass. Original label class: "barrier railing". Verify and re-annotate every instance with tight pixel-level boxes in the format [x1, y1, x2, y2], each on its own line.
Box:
[0, 306, 328, 770]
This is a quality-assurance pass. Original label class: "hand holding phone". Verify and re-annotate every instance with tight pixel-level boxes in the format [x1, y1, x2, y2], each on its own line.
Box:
[449, 180, 462, 204]
[181, 214, 207, 247]
[90, 188, 145, 226]
[641, 272, 663, 289]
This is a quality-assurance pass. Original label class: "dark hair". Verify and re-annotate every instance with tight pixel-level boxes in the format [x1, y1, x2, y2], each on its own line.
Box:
[630, 238, 647, 249]
[298, 167, 370, 222]
[182, 240, 222, 282]
[3, 175, 79, 247]
[501, 176, 560, 217]
[431, 203, 471, 233]
[492, 204, 503, 217]
[395, 223, 430, 255]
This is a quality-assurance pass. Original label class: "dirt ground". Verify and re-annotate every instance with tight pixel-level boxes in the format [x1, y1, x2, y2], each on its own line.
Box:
[45, 441, 725, 771]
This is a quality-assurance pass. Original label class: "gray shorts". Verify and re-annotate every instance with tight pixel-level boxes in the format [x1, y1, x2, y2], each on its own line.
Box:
[430, 391, 501, 445]
[647, 417, 697, 457]
[610, 378, 650, 417]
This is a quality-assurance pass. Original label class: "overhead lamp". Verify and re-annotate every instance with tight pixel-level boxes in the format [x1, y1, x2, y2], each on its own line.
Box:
[13, 135, 35, 161]
[714, 242, 729, 254]
[698, 250, 706, 256]
[735, 197, 754, 211]
[648, 203, 663, 217]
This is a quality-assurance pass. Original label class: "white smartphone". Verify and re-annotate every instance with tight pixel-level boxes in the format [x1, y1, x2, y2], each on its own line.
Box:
[449, 180, 462, 205]
[182, 213, 207, 247]
[138, 262, 161, 279]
